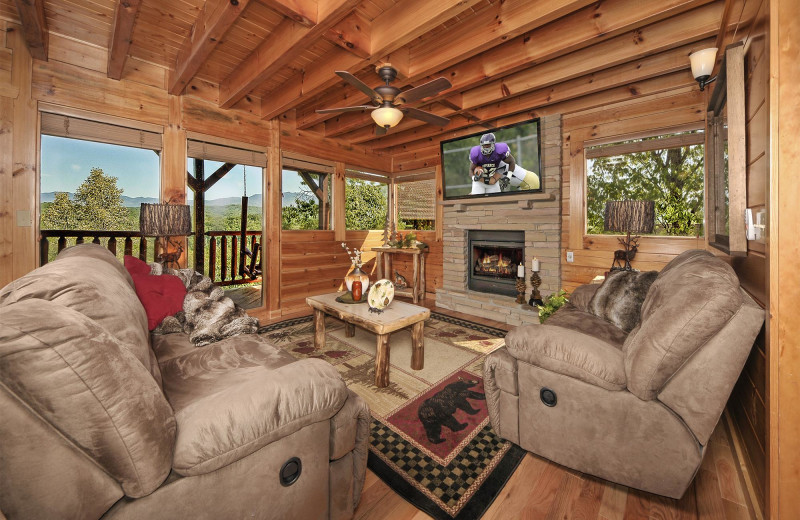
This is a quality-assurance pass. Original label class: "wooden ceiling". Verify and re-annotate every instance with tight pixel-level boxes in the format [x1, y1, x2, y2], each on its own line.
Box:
[2, 0, 743, 155]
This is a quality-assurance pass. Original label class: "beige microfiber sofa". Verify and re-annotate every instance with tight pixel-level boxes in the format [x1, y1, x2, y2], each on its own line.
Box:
[484, 250, 764, 498]
[0, 244, 370, 519]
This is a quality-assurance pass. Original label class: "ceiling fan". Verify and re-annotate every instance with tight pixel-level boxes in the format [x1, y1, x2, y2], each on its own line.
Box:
[316, 64, 452, 135]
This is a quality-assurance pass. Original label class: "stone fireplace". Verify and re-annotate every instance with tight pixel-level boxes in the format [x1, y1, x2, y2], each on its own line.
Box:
[436, 115, 562, 326]
[468, 230, 524, 297]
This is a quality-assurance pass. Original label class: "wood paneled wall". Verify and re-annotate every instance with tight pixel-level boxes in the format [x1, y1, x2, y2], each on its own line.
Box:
[560, 88, 705, 292]
[0, 27, 391, 303]
[725, 0, 770, 515]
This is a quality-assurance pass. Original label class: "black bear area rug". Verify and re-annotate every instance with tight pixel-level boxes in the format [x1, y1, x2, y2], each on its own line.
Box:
[258, 311, 526, 520]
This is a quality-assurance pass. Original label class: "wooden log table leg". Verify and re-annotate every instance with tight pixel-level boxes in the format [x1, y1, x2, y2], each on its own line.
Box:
[411, 321, 424, 370]
[376, 251, 384, 279]
[345, 322, 355, 337]
[314, 309, 326, 348]
[375, 333, 390, 388]
[420, 253, 426, 300]
[412, 254, 419, 303]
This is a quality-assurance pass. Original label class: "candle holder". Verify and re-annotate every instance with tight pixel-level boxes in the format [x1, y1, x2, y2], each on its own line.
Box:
[515, 276, 527, 304]
[529, 271, 543, 307]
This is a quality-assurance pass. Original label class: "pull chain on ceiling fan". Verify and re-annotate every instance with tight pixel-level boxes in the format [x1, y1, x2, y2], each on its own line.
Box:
[316, 64, 452, 135]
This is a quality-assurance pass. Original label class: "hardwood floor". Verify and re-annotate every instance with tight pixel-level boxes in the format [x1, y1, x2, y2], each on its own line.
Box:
[254, 297, 756, 520]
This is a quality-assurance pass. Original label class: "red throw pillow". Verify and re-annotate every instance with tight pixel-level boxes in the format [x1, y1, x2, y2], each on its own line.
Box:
[131, 273, 187, 330]
[124, 255, 152, 277]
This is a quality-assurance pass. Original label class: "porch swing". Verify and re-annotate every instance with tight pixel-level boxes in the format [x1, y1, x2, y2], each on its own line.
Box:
[239, 165, 261, 280]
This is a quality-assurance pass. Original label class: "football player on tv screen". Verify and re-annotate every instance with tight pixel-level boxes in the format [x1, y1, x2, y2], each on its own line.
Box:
[468, 133, 540, 195]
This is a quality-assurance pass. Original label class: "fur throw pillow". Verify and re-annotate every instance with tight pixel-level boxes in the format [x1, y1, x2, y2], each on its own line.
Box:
[588, 270, 658, 332]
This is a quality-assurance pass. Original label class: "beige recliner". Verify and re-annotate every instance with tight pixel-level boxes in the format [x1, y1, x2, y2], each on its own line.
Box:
[0, 244, 369, 519]
[484, 250, 764, 498]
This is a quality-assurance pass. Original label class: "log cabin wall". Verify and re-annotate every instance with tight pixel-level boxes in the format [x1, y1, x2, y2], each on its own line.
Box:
[0, 20, 391, 315]
[724, 0, 770, 514]
[561, 88, 706, 292]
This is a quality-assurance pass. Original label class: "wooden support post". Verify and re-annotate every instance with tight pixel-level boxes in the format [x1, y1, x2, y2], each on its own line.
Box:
[333, 162, 346, 242]
[193, 159, 205, 272]
[375, 334, 390, 388]
[411, 322, 424, 370]
[314, 309, 326, 348]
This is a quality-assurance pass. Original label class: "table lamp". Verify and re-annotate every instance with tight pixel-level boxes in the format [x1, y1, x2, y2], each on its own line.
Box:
[603, 200, 654, 271]
[140, 202, 192, 268]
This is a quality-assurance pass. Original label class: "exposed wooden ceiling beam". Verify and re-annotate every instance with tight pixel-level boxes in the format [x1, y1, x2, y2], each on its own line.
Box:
[296, 0, 714, 131]
[12, 0, 48, 61]
[261, 0, 317, 26]
[259, 0, 484, 120]
[354, 39, 710, 151]
[108, 0, 144, 80]
[219, 0, 360, 109]
[320, 1, 720, 138]
[322, 11, 370, 59]
[383, 74, 698, 162]
[405, 0, 597, 77]
[169, 0, 252, 95]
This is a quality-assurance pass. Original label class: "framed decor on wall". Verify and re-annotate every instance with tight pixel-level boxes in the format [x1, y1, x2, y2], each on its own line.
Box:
[705, 42, 747, 255]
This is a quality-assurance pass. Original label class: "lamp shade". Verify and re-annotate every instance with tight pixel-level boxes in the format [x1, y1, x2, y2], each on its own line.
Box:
[604, 200, 655, 234]
[371, 106, 404, 128]
[689, 48, 718, 80]
[140, 203, 191, 236]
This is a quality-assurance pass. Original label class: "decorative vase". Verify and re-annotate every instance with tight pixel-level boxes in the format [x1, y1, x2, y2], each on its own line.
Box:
[352, 280, 362, 301]
[345, 264, 370, 293]
[368, 279, 395, 311]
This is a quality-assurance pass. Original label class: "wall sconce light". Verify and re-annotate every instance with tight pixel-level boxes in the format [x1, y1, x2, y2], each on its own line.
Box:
[689, 47, 718, 91]
[371, 105, 404, 129]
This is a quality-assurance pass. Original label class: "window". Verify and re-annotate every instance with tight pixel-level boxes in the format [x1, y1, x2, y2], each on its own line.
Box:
[345, 169, 388, 230]
[186, 140, 265, 308]
[39, 113, 161, 263]
[397, 178, 436, 230]
[281, 168, 332, 230]
[586, 130, 705, 237]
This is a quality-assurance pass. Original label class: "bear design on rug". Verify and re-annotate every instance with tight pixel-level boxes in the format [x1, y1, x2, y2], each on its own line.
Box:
[417, 379, 486, 444]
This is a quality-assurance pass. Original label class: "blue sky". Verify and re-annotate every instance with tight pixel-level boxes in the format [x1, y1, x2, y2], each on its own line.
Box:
[39, 135, 295, 200]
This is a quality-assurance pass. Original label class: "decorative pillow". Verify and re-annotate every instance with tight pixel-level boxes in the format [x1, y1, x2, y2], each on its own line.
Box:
[588, 270, 658, 332]
[131, 273, 187, 330]
[124, 255, 152, 277]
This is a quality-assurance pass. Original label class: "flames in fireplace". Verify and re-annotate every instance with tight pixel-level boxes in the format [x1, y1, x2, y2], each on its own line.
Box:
[473, 248, 519, 279]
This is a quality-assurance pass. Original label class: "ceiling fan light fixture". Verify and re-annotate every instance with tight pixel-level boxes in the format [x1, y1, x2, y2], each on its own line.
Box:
[371, 106, 403, 128]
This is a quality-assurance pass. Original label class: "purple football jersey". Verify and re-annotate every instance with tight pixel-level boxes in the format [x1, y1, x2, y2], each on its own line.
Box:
[469, 142, 510, 172]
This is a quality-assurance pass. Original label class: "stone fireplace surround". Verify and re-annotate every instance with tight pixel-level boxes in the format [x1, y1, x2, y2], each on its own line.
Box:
[436, 115, 562, 326]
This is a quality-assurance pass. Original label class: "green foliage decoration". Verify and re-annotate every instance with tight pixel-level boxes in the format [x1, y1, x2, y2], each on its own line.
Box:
[537, 290, 569, 324]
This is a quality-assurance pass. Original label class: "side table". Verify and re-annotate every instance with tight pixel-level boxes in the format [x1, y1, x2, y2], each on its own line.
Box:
[371, 246, 428, 303]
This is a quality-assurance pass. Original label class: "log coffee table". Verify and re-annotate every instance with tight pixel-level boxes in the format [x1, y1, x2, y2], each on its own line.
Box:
[306, 292, 431, 388]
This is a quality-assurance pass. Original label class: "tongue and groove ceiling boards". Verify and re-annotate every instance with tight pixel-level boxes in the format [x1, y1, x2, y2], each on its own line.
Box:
[2, 0, 743, 156]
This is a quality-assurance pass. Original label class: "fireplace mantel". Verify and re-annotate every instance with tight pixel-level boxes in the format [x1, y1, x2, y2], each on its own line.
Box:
[440, 192, 556, 212]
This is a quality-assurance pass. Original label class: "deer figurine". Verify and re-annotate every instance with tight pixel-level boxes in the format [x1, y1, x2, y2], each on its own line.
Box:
[611, 235, 640, 271]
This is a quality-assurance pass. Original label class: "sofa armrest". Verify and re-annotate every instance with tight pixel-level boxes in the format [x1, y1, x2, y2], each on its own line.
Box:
[172, 358, 348, 476]
[568, 283, 600, 313]
[504, 324, 626, 390]
[330, 390, 370, 512]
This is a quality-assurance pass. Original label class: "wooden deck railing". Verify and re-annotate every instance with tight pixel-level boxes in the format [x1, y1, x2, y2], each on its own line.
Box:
[40, 230, 152, 266]
[39, 230, 262, 288]
[206, 230, 261, 287]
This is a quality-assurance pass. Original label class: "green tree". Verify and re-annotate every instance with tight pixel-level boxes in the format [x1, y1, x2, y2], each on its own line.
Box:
[345, 179, 387, 230]
[41, 167, 133, 231]
[40, 192, 78, 229]
[587, 140, 704, 236]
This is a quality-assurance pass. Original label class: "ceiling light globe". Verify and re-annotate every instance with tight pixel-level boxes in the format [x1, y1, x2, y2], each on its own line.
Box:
[689, 47, 718, 80]
[371, 107, 403, 128]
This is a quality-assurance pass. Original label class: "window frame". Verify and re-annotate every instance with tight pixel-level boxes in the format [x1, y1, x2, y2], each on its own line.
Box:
[583, 127, 706, 239]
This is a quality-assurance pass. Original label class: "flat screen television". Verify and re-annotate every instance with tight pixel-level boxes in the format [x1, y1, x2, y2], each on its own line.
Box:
[440, 118, 542, 200]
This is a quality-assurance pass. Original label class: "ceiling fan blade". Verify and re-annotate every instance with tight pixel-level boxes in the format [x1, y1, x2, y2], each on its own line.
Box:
[335, 71, 382, 103]
[401, 107, 450, 127]
[395, 77, 452, 105]
[315, 105, 377, 114]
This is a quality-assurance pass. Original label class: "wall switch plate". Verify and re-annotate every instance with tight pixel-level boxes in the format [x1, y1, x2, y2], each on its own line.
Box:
[566, 251, 574, 262]
[16, 210, 32, 227]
